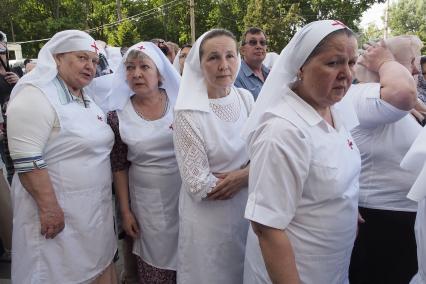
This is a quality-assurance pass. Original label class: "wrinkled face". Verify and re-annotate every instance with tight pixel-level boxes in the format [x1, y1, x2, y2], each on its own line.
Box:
[240, 32, 267, 65]
[179, 46, 191, 75]
[200, 35, 238, 91]
[125, 55, 160, 95]
[296, 33, 358, 111]
[55, 51, 98, 90]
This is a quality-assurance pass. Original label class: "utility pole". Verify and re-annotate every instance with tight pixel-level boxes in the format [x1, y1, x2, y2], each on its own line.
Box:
[10, 20, 15, 42]
[384, 0, 390, 39]
[190, 0, 195, 44]
[116, 0, 122, 21]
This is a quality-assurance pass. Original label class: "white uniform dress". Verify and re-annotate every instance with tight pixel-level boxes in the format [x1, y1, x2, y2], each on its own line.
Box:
[346, 83, 421, 211]
[8, 82, 116, 284]
[116, 96, 180, 270]
[244, 90, 361, 284]
[173, 87, 254, 284]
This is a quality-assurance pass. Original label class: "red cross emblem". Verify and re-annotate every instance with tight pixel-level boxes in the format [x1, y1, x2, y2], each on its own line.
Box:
[138, 45, 145, 50]
[332, 20, 347, 28]
[347, 139, 353, 150]
[97, 115, 103, 122]
[169, 124, 174, 130]
[91, 41, 99, 54]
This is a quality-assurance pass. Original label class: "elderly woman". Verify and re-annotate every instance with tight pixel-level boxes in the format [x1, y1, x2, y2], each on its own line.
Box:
[173, 29, 254, 284]
[106, 42, 181, 283]
[242, 20, 418, 284]
[348, 36, 422, 284]
[6, 30, 117, 284]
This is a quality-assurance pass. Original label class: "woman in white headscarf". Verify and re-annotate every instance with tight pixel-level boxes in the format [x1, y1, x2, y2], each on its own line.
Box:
[401, 122, 426, 284]
[106, 41, 181, 283]
[173, 29, 254, 284]
[6, 30, 117, 283]
[242, 20, 417, 284]
[348, 35, 422, 284]
[172, 44, 192, 75]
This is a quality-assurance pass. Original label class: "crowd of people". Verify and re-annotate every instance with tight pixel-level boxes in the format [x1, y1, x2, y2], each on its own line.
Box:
[0, 19, 426, 284]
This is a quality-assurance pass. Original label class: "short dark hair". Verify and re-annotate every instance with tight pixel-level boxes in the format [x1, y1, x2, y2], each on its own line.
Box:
[241, 27, 266, 45]
[304, 28, 355, 66]
[24, 58, 32, 66]
[421, 55, 426, 66]
[181, 44, 192, 50]
[199, 29, 237, 60]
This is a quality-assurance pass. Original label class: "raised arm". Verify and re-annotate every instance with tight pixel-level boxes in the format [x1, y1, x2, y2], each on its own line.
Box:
[359, 43, 417, 111]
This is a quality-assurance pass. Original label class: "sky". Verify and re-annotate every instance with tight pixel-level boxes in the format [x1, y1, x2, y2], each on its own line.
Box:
[360, 2, 387, 29]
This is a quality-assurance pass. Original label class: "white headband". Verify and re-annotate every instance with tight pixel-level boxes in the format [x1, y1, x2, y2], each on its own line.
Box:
[241, 20, 357, 140]
[104, 41, 181, 111]
[10, 30, 98, 101]
[174, 29, 241, 112]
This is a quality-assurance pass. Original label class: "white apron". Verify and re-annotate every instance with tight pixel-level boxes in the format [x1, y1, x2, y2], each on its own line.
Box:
[117, 98, 180, 270]
[177, 89, 250, 284]
[244, 108, 360, 284]
[11, 82, 116, 284]
[410, 199, 426, 284]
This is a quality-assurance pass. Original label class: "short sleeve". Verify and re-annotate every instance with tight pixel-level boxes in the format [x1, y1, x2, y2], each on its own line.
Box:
[107, 111, 130, 172]
[245, 117, 311, 230]
[7, 85, 56, 172]
[346, 83, 408, 128]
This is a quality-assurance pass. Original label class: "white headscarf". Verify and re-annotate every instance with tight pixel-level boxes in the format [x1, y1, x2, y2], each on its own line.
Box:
[105, 41, 180, 111]
[10, 30, 98, 101]
[173, 49, 181, 73]
[241, 20, 358, 140]
[174, 29, 241, 112]
[401, 128, 426, 201]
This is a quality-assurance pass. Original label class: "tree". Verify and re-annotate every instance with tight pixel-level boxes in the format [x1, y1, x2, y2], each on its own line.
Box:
[359, 23, 384, 46]
[108, 20, 140, 47]
[244, 0, 385, 52]
[388, 0, 426, 52]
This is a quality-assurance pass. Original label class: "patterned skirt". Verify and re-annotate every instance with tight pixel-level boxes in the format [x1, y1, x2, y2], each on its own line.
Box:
[136, 257, 176, 284]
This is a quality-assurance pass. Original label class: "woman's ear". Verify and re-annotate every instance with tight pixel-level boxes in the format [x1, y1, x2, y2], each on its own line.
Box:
[53, 53, 64, 67]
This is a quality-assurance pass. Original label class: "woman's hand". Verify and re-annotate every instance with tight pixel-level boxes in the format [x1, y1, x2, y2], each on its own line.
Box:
[359, 41, 395, 73]
[207, 167, 249, 200]
[121, 210, 140, 239]
[39, 203, 65, 239]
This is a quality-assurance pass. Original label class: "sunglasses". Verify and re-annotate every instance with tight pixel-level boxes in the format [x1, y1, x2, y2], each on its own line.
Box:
[243, 39, 267, 47]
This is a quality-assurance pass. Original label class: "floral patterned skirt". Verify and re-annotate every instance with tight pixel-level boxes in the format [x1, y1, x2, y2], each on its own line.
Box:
[136, 256, 176, 284]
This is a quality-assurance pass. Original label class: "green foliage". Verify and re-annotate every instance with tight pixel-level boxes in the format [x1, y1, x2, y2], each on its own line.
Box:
[0, 0, 391, 57]
[388, 0, 426, 53]
[358, 23, 384, 47]
[244, 0, 384, 52]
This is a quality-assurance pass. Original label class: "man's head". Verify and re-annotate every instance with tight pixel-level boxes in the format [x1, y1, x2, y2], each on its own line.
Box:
[240, 27, 267, 68]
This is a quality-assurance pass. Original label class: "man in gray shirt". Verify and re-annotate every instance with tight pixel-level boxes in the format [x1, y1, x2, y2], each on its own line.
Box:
[234, 27, 270, 100]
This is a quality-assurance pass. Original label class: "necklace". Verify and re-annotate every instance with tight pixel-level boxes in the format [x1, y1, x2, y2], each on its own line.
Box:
[133, 90, 169, 121]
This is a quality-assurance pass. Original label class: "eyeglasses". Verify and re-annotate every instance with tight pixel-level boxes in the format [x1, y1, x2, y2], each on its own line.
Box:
[243, 39, 267, 47]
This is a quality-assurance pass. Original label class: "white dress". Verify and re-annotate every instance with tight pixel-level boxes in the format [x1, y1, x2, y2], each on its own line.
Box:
[8, 82, 116, 284]
[116, 97, 180, 270]
[244, 91, 361, 284]
[346, 83, 421, 211]
[173, 87, 254, 284]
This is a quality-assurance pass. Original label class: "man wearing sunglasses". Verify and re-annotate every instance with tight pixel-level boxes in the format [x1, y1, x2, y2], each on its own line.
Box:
[235, 27, 270, 100]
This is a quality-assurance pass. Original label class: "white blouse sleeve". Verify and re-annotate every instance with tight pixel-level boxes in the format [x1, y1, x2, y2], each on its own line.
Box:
[245, 117, 311, 229]
[173, 110, 218, 201]
[346, 83, 408, 129]
[7, 85, 57, 172]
